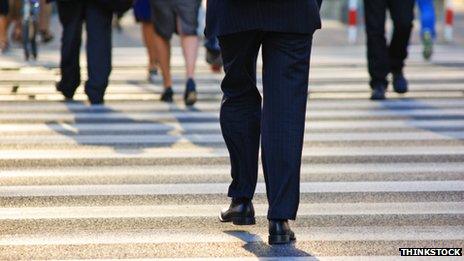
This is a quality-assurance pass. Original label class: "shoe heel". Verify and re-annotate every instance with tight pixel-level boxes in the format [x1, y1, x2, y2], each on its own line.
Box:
[268, 234, 291, 245]
[232, 216, 255, 226]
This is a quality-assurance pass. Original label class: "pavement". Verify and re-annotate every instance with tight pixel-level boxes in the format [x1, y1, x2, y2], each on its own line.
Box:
[0, 12, 463, 260]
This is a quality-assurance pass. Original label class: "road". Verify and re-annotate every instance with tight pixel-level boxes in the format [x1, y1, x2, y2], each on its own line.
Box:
[0, 41, 463, 259]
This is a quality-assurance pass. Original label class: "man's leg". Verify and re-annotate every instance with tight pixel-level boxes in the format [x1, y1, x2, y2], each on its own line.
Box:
[84, 1, 113, 104]
[176, 0, 201, 105]
[417, 0, 436, 60]
[180, 35, 199, 81]
[417, 0, 436, 39]
[0, 0, 8, 51]
[150, 0, 176, 102]
[56, 1, 84, 99]
[363, 0, 389, 89]
[152, 32, 172, 89]
[388, 0, 415, 74]
[218, 31, 263, 200]
[141, 22, 159, 72]
[39, 0, 53, 42]
[261, 32, 312, 220]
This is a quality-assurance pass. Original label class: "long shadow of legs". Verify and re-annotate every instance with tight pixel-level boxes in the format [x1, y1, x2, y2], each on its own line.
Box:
[45, 100, 179, 154]
[377, 98, 464, 140]
[224, 230, 316, 259]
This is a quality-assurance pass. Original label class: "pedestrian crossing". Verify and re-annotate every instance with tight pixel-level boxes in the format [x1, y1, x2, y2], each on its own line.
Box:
[0, 45, 463, 259]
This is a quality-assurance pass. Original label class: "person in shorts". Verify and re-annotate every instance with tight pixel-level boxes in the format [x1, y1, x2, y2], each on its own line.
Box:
[149, 0, 201, 106]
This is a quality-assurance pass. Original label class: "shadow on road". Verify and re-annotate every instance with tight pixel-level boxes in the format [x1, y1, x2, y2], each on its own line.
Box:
[45, 100, 214, 155]
[377, 97, 464, 140]
[224, 230, 316, 259]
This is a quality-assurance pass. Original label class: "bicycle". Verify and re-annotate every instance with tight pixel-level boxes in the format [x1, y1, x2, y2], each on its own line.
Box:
[22, 0, 40, 61]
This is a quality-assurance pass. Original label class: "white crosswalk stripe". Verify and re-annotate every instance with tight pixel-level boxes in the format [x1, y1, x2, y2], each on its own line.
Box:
[0, 44, 463, 260]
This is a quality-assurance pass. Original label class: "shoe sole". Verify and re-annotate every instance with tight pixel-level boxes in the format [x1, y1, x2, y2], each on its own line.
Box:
[219, 216, 256, 226]
[268, 235, 296, 245]
[161, 98, 173, 103]
[185, 91, 197, 106]
[393, 83, 408, 94]
[394, 89, 408, 94]
[370, 95, 386, 100]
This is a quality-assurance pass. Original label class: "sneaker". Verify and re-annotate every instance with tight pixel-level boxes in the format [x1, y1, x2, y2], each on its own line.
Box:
[392, 73, 408, 94]
[422, 31, 434, 61]
[370, 84, 387, 100]
[184, 78, 197, 106]
[148, 68, 158, 83]
[160, 87, 174, 103]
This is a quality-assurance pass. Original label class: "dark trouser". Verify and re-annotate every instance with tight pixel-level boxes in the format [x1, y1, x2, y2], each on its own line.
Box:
[218, 30, 313, 220]
[57, 0, 112, 103]
[0, 0, 8, 15]
[364, 0, 415, 88]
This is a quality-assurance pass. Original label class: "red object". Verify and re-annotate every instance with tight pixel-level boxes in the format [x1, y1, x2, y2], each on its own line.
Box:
[445, 9, 454, 25]
[348, 9, 357, 26]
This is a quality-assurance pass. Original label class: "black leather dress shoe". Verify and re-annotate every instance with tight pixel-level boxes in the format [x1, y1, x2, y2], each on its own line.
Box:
[56, 82, 74, 101]
[392, 73, 408, 94]
[268, 220, 296, 245]
[219, 199, 255, 225]
[370, 84, 387, 100]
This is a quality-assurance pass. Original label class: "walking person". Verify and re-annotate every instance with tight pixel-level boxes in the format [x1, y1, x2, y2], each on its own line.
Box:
[0, 0, 8, 52]
[54, 0, 113, 105]
[133, 0, 159, 83]
[417, 0, 436, 60]
[364, 0, 415, 100]
[7, 0, 21, 43]
[149, 0, 201, 106]
[206, 0, 322, 245]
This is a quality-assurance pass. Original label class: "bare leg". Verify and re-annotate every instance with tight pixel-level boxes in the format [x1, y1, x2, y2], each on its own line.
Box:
[152, 30, 171, 89]
[0, 15, 7, 50]
[180, 35, 199, 79]
[141, 22, 158, 70]
[39, 0, 52, 32]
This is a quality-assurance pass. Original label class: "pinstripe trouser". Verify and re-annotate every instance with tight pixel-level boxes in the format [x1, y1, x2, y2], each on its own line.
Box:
[219, 30, 313, 220]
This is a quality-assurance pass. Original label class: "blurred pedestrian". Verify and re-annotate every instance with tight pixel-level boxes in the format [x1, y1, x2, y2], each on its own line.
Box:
[417, 0, 436, 60]
[8, 0, 21, 43]
[149, 0, 201, 106]
[364, 0, 415, 100]
[55, 0, 113, 105]
[133, 0, 159, 83]
[206, 0, 322, 245]
[0, 0, 8, 52]
[204, 36, 222, 73]
[39, 0, 54, 43]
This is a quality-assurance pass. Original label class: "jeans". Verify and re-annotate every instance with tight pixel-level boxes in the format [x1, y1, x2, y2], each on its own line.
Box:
[417, 0, 436, 39]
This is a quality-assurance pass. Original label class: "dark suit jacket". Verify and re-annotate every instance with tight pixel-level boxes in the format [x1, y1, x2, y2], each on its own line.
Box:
[205, 0, 322, 37]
